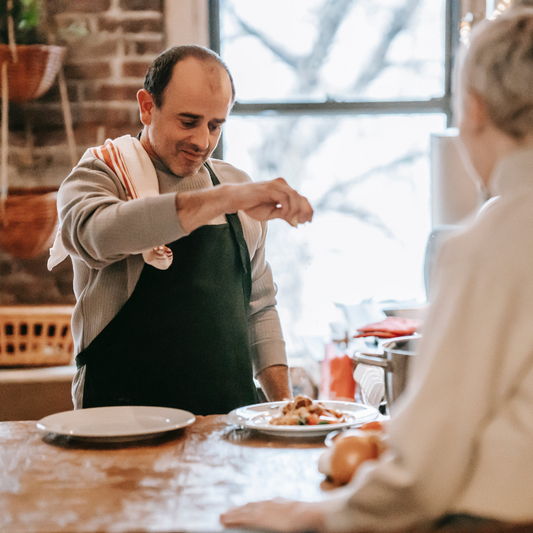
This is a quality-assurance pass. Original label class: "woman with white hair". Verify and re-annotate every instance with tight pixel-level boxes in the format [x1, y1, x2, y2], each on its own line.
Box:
[220, 8, 533, 532]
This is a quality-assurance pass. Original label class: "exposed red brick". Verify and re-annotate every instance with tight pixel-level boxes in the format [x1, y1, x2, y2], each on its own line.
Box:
[104, 125, 143, 139]
[48, 0, 112, 15]
[89, 84, 141, 102]
[66, 39, 119, 62]
[0, 251, 75, 305]
[81, 82, 102, 102]
[4, 129, 26, 147]
[127, 17, 163, 33]
[71, 124, 100, 145]
[99, 17, 163, 33]
[34, 123, 133, 147]
[122, 60, 153, 78]
[128, 40, 164, 55]
[13, 107, 66, 129]
[64, 62, 112, 80]
[31, 126, 71, 147]
[30, 81, 77, 104]
[3, 0, 166, 305]
[98, 17, 119, 32]
[77, 105, 137, 128]
[120, 0, 162, 11]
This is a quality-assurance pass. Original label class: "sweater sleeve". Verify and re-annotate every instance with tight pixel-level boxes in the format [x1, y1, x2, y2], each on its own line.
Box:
[247, 219, 288, 376]
[323, 227, 525, 531]
[58, 152, 186, 269]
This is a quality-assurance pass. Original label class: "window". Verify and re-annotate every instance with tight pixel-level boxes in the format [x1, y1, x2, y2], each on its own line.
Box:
[209, 0, 459, 358]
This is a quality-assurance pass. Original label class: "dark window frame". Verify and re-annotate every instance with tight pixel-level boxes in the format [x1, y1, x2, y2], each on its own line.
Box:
[209, 0, 460, 159]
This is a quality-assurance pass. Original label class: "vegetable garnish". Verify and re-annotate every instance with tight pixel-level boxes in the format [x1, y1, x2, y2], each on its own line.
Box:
[269, 395, 348, 426]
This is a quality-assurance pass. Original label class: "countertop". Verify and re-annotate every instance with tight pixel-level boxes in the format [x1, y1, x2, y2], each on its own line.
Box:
[1, 413, 531, 533]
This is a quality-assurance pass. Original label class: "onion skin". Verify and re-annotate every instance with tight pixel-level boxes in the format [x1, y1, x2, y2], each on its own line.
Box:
[317, 449, 333, 476]
[321, 429, 385, 486]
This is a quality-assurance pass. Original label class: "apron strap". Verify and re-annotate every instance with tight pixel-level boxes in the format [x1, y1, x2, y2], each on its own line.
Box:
[204, 162, 252, 301]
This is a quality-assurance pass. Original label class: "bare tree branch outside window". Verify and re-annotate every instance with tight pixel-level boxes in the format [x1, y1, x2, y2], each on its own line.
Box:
[219, 0, 448, 355]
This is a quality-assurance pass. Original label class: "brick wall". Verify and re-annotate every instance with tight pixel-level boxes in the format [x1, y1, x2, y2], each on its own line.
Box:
[10, 0, 165, 188]
[1, 0, 166, 305]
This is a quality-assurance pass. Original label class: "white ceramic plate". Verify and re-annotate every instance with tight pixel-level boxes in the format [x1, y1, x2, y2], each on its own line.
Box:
[36, 405, 196, 442]
[229, 400, 379, 437]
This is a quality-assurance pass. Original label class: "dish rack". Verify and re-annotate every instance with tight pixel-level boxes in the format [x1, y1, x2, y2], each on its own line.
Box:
[0, 306, 74, 367]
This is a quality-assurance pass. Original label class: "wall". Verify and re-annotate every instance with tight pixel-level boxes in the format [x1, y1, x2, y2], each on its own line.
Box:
[1, 0, 209, 305]
[1, 0, 194, 305]
[165, 0, 208, 48]
[9, 0, 167, 190]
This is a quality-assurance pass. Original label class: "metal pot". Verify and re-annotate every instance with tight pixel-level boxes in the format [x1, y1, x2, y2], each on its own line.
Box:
[353, 335, 420, 411]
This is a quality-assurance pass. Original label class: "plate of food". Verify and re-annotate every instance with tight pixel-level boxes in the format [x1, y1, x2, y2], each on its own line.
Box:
[37, 405, 196, 442]
[228, 395, 379, 437]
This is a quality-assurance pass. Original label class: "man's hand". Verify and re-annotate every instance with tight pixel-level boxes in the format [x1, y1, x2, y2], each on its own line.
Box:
[227, 178, 314, 227]
[175, 178, 313, 234]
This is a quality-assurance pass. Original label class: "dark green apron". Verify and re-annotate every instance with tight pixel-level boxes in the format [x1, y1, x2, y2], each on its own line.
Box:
[76, 163, 259, 415]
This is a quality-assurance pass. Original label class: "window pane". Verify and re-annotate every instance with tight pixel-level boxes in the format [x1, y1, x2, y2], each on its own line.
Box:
[220, 0, 446, 103]
[223, 113, 447, 357]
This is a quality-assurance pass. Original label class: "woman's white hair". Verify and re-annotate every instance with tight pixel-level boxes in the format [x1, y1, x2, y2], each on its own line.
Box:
[457, 7, 533, 138]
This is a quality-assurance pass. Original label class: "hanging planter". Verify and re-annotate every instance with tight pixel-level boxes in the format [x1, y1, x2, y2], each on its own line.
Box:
[0, 43, 65, 102]
[0, 0, 74, 259]
[0, 186, 58, 258]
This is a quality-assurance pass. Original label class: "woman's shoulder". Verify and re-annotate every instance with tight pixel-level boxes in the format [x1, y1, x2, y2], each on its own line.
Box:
[443, 191, 533, 273]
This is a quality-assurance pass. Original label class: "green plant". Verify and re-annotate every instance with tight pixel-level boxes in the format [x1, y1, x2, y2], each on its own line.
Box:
[0, 0, 45, 46]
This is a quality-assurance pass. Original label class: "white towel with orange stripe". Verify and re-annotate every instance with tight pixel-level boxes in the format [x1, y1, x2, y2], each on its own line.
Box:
[48, 134, 173, 271]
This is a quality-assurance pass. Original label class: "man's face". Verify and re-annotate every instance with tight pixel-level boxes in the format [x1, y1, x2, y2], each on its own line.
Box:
[138, 57, 233, 177]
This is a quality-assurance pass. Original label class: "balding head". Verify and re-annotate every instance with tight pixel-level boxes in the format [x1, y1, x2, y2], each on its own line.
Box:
[144, 45, 236, 108]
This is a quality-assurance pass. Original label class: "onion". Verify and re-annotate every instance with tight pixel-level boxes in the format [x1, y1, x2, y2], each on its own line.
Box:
[320, 429, 384, 486]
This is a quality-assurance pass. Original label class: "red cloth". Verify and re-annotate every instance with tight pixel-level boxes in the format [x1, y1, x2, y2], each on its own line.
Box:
[354, 316, 421, 339]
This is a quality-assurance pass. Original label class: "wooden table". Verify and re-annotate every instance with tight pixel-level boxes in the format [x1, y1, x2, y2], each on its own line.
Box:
[0, 415, 330, 532]
[3, 416, 532, 533]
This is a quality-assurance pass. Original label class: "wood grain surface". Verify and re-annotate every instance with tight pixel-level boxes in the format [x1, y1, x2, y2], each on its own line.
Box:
[0, 415, 330, 532]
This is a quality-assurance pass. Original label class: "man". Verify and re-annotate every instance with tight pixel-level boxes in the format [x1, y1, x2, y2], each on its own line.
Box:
[53, 45, 313, 415]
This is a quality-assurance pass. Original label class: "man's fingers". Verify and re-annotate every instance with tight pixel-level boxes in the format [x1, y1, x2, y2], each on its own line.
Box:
[237, 178, 314, 226]
[268, 179, 314, 226]
[281, 195, 314, 227]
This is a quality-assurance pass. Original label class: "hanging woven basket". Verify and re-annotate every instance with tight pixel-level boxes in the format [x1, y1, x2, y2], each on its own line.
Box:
[0, 187, 58, 258]
[0, 44, 65, 102]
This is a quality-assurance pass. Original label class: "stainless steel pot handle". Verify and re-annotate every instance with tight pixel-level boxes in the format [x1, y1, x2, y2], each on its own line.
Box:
[353, 352, 390, 369]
